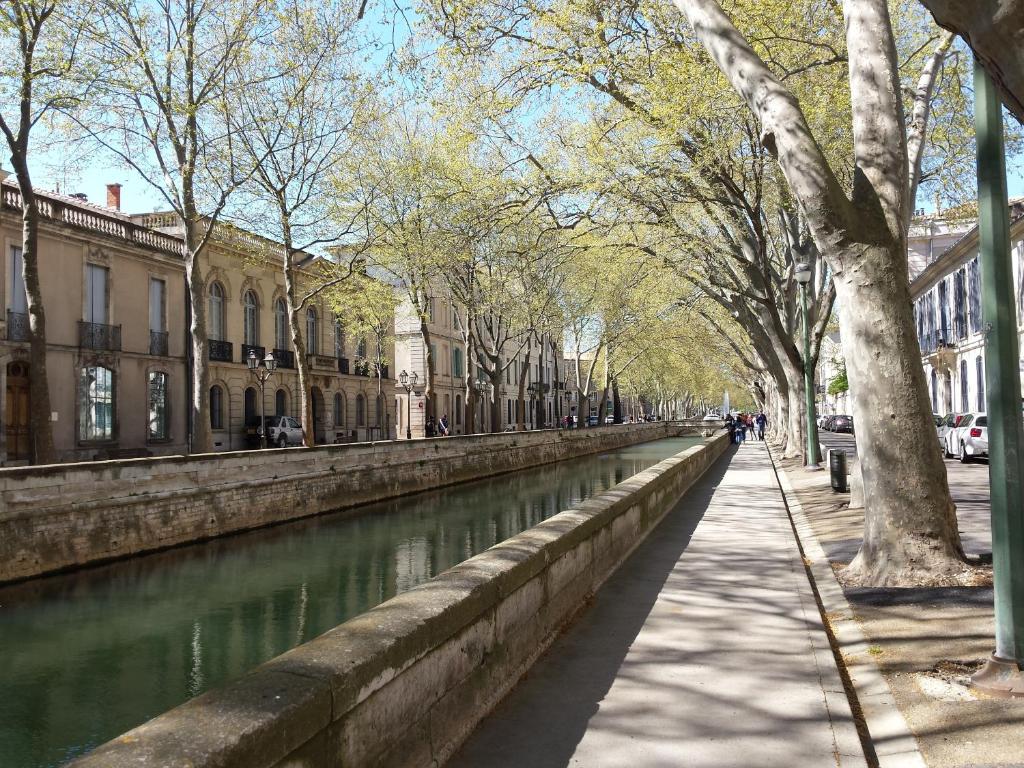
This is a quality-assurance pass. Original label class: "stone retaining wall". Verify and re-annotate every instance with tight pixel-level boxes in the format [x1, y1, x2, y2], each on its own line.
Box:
[0, 422, 694, 584]
[68, 431, 730, 768]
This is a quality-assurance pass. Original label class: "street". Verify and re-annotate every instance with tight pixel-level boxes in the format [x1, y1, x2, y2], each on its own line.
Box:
[819, 431, 992, 555]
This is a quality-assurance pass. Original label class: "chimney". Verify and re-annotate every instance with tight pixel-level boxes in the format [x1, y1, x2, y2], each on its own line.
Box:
[106, 183, 122, 211]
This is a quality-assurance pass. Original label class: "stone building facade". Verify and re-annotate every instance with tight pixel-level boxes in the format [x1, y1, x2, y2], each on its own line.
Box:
[0, 177, 189, 464]
[0, 176, 394, 464]
[393, 295, 567, 438]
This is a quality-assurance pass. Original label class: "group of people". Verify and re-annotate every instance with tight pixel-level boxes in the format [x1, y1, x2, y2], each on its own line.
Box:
[725, 412, 768, 443]
[424, 415, 451, 437]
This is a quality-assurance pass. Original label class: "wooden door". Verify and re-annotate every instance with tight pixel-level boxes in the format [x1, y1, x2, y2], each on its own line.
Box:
[6, 362, 31, 460]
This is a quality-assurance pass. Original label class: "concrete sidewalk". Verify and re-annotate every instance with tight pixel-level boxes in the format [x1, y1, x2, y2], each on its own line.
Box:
[448, 441, 867, 768]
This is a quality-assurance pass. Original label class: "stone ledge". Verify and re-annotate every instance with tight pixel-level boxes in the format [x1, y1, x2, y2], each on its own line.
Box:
[67, 432, 728, 768]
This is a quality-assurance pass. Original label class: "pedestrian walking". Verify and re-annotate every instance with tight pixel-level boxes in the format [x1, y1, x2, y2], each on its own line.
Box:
[425, 416, 436, 438]
[439, 414, 450, 436]
[735, 414, 747, 444]
[725, 413, 736, 443]
[755, 411, 767, 441]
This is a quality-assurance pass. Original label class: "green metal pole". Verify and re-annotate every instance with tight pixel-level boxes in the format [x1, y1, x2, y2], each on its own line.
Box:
[973, 60, 1024, 694]
[801, 284, 821, 467]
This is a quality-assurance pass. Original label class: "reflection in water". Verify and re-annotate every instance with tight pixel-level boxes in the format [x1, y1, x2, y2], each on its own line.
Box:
[0, 437, 700, 768]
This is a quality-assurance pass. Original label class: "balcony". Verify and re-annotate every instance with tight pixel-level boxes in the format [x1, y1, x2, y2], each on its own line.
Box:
[338, 357, 350, 374]
[272, 348, 295, 368]
[6, 310, 29, 342]
[353, 358, 371, 376]
[376, 363, 390, 379]
[241, 344, 266, 365]
[79, 321, 122, 351]
[920, 326, 956, 372]
[149, 330, 168, 356]
[209, 339, 233, 362]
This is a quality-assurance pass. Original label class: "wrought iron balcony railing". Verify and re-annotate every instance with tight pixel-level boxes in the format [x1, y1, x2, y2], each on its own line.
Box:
[6, 310, 29, 342]
[272, 348, 295, 368]
[338, 356, 350, 374]
[241, 344, 266, 365]
[149, 330, 168, 356]
[209, 339, 233, 362]
[918, 326, 955, 355]
[376, 363, 390, 379]
[79, 320, 122, 351]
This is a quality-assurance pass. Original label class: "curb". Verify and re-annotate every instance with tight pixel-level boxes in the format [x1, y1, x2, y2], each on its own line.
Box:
[766, 445, 928, 768]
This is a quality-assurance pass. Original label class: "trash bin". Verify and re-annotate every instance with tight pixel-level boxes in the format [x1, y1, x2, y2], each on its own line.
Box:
[829, 449, 848, 493]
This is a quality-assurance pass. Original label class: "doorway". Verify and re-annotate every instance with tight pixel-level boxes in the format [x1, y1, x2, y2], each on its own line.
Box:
[6, 361, 31, 461]
[311, 387, 325, 444]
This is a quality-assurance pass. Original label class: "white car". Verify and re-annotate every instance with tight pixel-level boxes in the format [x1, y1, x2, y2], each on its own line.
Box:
[959, 414, 988, 462]
[262, 416, 304, 448]
[943, 412, 983, 459]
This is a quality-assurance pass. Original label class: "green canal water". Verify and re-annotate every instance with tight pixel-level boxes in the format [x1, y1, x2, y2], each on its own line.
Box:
[0, 436, 701, 767]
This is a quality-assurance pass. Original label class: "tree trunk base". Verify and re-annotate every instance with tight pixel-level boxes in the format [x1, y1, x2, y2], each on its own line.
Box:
[841, 545, 972, 587]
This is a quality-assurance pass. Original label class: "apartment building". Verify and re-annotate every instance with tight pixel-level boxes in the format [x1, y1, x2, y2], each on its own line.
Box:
[0, 178, 188, 463]
[393, 295, 566, 437]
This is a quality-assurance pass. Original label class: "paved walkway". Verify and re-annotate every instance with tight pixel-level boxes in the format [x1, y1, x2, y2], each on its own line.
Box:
[449, 441, 867, 768]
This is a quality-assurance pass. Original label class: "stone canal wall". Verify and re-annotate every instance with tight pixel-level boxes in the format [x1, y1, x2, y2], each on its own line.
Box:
[68, 431, 730, 768]
[0, 422, 699, 584]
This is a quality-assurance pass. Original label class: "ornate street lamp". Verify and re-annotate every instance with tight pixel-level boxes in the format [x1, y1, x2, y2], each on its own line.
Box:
[473, 379, 491, 433]
[398, 369, 420, 440]
[247, 349, 278, 449]
[794, 262, 821, 469]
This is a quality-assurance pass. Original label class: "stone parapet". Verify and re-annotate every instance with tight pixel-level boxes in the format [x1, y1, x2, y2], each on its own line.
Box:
[67, 431, 730, 768]
[0, 423, 696, 584]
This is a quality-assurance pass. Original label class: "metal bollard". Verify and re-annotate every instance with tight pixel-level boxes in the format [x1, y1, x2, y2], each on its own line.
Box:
[829, 449, 848, 493]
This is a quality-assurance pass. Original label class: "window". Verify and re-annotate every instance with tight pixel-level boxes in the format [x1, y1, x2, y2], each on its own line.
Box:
[244, 387, 258, 426]
[334, 392, 344, 426]
[275, 388, 287, 417]
[429, 343, 437, 373]
[306, 308, 318, 354]
[930, 369, 937, 413]
[147, 278, 166, 334]
[968, 258, 983, 334]
[453, 348, 463, 378]
[210, 385, 224, 429]
[960, 359, 969, 411]
[275, 298, 288, 350]
[86, 264, 109, 324]
[10, 246, 26, 313]
[148, 372, 169, 440]
[356, 336, 367, 358]
[209, 282, 225, 341]
[953, 269, 967, 339]
[334, 316, 344, 358]
[455, 394, 462, 425]
[356, 393, 365, 426]
[375, 395, 383, 425]
[79, 366, 114, 441]
[243, 290, 259, 346]
[976, 356, 985, 412]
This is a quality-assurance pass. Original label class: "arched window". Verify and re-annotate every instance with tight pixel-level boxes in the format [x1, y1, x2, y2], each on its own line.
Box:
[275, 298, 288, 350]
[210, 385, 224, 430]
[243, 290, 259, 346]
[208, 282, 225, 341]
[275, 388, 287, 417]
[306, 308, 318, 355]
[79, 366, 114, 441]
[960, 359, 969, 411]
[455, 394, 462, 425]
[148, 371, 169, 440]
[976, 356, 985, 412]
[334, 316, 344, 358]
[244, 386, 258, 426]
[356, 393, 366, 426]
[334, 392, 344, 426]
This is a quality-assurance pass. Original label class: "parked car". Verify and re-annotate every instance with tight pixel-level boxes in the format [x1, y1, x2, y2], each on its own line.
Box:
[943, 412, 982, 459]
[936, 412, 959, 452]
[251, 416, 304, 448]
[587, 415, 599, 426]
[831, 415, 853, 433]
[820, 415, 834, 432]
[957, 413, 988, 462]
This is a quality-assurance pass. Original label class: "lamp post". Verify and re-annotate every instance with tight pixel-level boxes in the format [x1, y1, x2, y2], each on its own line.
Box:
[247, 349, 278, 449]
[793, 262, 821, 469]
[472, 379, 490, 433]
[398, 369, 419, 440]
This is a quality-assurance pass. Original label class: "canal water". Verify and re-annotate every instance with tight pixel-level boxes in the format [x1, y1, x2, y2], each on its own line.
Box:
[0, 436, 701, 767]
